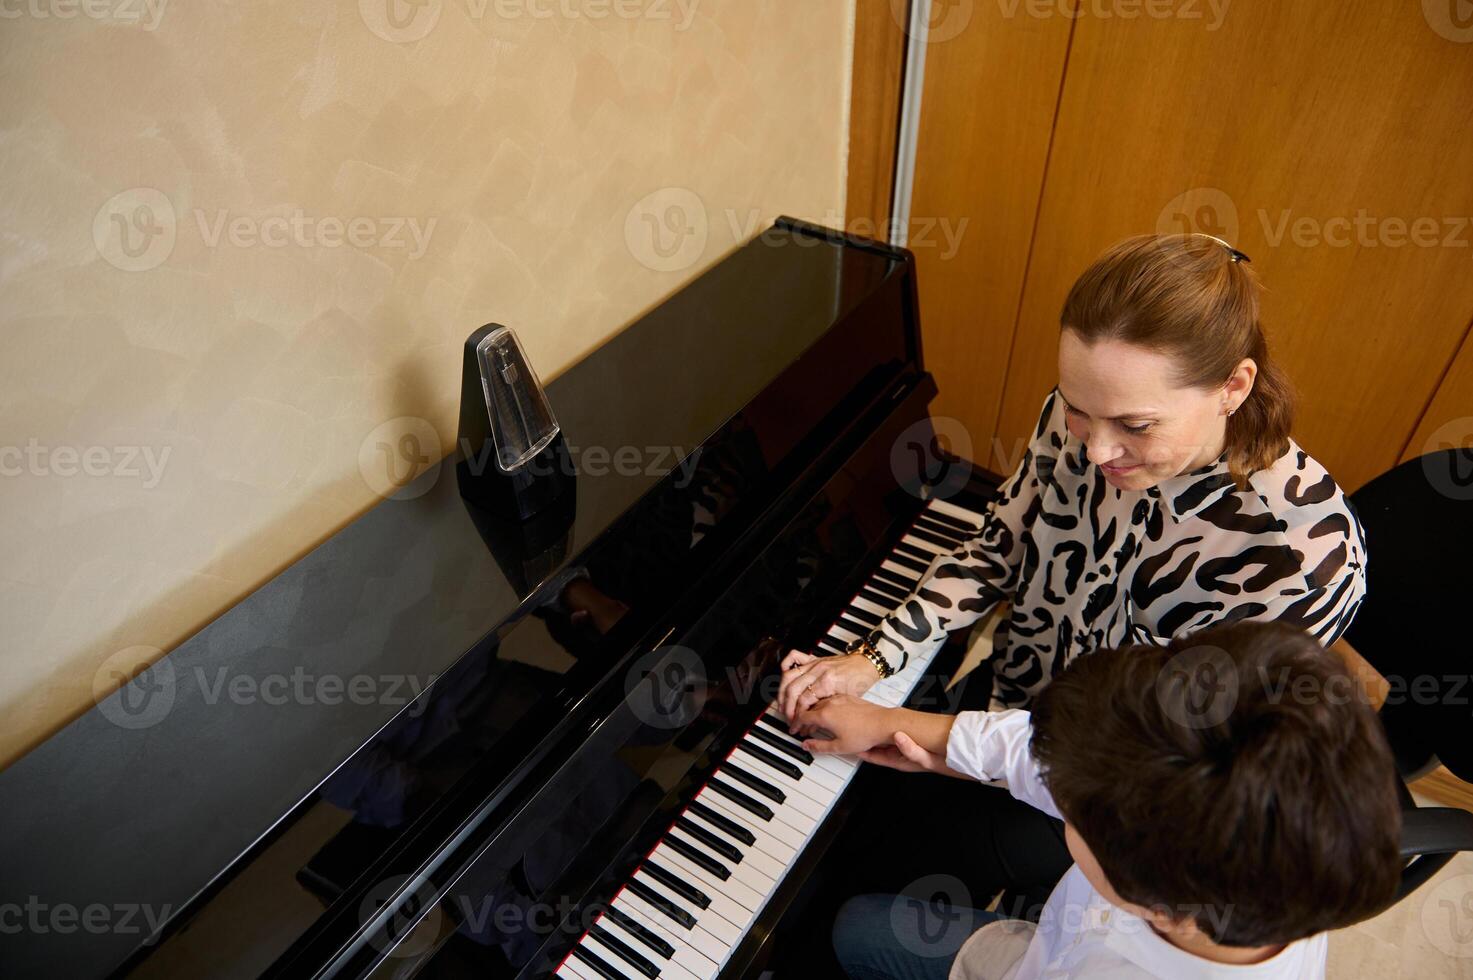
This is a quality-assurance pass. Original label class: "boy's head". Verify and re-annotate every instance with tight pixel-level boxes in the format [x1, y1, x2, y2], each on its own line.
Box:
[1031, 621, 1402, 948]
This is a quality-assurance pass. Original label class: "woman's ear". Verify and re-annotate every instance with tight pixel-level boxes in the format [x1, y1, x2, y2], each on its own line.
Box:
[1224, 358, 1258, 414]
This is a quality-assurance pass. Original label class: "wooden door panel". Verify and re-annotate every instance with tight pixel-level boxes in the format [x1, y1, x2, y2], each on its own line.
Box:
[991, 2, 1473, 490]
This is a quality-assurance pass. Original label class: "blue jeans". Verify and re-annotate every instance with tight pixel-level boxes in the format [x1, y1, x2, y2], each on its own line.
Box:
[831, 893, 1006, 980]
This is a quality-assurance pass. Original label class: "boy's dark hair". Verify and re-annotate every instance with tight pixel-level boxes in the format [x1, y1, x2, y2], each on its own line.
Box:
[1031, 620, 1402, 948]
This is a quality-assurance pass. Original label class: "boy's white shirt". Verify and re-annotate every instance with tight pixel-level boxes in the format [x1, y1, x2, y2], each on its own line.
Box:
[943, 710, 1329, 980]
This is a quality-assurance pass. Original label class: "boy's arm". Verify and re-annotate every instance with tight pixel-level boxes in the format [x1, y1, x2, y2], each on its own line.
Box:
[901, 708, 1062, 820]
[795, 700, 1063, 820]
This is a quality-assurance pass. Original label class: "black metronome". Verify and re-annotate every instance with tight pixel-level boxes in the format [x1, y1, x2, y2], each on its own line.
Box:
[456, 324, 573, 522]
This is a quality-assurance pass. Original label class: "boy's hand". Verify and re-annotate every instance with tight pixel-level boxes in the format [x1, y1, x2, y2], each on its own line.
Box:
[860, 732, 964, 777]
[791, 695, 893, 755]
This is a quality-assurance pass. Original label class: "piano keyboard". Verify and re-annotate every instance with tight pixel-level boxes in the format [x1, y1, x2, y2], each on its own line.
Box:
[554, 497, 985, 980]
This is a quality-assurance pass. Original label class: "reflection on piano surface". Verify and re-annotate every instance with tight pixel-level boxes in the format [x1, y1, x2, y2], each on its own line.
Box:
[0, 219, 998, 979]
[551, 499, 983, 980]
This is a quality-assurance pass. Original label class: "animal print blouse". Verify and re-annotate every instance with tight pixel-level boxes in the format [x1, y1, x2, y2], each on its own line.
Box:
[873, 390, 1368, 708]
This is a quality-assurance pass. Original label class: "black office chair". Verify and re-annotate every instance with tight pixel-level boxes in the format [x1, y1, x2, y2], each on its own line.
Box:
[1344, 447, 1473, 902]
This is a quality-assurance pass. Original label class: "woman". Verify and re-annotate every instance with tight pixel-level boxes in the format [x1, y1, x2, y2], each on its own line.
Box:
[772, 233, 1369, 974]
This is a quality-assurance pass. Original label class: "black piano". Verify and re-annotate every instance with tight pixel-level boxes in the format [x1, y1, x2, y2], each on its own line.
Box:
[0, 219, 999, 979]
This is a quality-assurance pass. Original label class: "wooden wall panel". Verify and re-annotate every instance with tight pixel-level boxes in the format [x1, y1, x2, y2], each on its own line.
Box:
[1403, 321, 1473, 464]
[906, 9, 1074, 472]
[846, 0, 910, 238]
[993, 2, 1473, 492]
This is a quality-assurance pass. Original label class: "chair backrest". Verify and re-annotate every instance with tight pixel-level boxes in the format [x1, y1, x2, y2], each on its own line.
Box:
[1392, 799, 1473, 905]
[1345, 448, 1473, 780]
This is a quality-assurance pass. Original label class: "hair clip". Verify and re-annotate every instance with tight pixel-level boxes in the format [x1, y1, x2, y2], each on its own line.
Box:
[1193, 232, 1251, 264]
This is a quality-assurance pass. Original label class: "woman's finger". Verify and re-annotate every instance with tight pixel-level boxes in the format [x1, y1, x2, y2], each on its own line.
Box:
[781, 649, 817, 671]
[781, 665, 821, 719]
[777, 657, 816, 703]
[805, 670, 838, 703]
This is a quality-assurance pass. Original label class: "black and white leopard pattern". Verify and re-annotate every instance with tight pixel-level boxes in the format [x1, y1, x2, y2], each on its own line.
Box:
[874, 390, 1368, 708]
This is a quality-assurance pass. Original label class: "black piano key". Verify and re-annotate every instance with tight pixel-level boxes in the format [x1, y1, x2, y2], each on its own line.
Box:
[735, 739, 803, 781]
[895, 542, 932, 562]
[626, 879, 696, 929]
[663, 834, 731, 881]
[721, 764, 785, 805]
[687, 800, 757, 846]
[749, 724, 814, 765]
[833, 616, 872, 638]
[815, 635, 845, 654]
[922, 509, 978, 534]
[675, 816, 744, 863]
[872, 565, 918, 589]
[605, 907, 676, 959]
[863, 579, 908, 604]
[845, 605, 882, 626]
[642, 860, 711, 910]
[756, 713, 796, 738]
[911, 523, 964, 548]
[708, 777, 775, 821]
[889, 553, 928, 574]
[571, 945, 626, 980]
[588, 925, 660, 978]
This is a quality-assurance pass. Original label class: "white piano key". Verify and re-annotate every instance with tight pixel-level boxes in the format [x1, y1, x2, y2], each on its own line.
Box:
[666, 824, 775, 898]
[590, 499, 990, 976]
[555, 954, 599, 980]
[650, 844, 763, 920]
[897, 536, 947, 559]
[925, 498, 984, 526]
[848, 594, 894, 619]
[712, 769, 821, 838]
[577, 935, 653, 980]
[742, 734, 847, 794]
[611, 892, 725, 976]
[696, 790, 801, 866]
[595, 913, 703, 980]
[730, 750, 829, 818]
[683, 806, 787, 880]
[879, 558, 923, 579]
[632, 868, 742, 950]
[695, 787, 804, 858]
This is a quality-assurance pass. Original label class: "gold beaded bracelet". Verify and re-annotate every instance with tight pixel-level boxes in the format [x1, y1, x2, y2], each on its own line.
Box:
[847, 635, 896, 679]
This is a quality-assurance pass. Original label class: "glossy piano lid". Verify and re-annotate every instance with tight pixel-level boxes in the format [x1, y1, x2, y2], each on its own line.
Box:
[0, 221, 910, 977]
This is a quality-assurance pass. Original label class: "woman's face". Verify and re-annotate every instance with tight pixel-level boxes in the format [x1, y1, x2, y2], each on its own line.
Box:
[1057, 330, 1249, 492]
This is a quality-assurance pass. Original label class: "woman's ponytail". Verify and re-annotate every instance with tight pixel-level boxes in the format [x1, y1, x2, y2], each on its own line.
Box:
[1225, 329, 1295, 486]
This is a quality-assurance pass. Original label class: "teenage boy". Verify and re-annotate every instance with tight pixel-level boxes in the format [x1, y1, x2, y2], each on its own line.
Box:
[793, 621, 1403, 979]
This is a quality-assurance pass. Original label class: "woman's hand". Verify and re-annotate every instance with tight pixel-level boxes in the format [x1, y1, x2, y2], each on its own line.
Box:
[777, 650, 882, 720]
[790, 695, 894, 756]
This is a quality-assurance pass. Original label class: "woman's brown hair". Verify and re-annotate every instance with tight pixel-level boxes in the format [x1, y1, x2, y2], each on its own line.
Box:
[1060, 235, 1295, 487]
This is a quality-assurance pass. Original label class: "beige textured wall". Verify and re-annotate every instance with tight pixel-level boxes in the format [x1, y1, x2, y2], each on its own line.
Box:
[0, 0, 856, 768]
